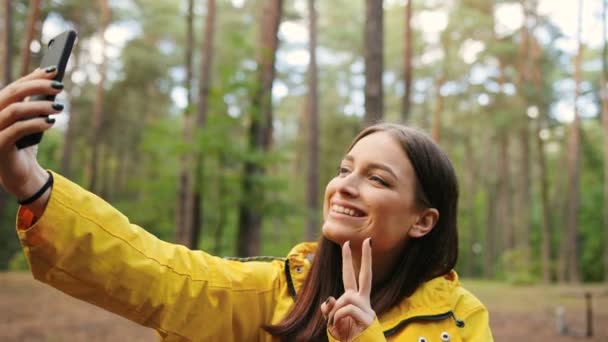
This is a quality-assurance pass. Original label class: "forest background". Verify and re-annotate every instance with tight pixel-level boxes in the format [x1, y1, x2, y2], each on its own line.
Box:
[0, 0, 607, 286]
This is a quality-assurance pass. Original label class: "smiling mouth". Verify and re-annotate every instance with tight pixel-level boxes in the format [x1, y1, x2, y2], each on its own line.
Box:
[331, 204, 366, 217]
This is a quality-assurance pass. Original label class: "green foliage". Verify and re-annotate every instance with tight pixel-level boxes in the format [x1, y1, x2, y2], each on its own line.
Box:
[8, 250, 29, 271]
[498, 248, 538, 285]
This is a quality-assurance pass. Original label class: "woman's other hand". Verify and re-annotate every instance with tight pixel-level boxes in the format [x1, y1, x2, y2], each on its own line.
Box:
[321, 238, 376, 341]
[0, 67, 63, 209]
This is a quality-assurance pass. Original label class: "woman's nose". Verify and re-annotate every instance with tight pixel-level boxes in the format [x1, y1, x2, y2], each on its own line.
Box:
[336, 173, 360, 198]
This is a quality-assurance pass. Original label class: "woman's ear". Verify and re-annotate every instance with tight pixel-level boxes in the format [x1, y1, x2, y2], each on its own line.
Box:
[408, 208, 439, 238]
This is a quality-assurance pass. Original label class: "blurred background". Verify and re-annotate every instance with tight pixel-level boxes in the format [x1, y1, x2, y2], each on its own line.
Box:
[1, 0, 607, 340]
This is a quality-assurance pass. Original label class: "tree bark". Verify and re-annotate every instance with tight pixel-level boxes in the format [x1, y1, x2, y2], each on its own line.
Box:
[237, 0, 283, 257]
[190, 0, 217, 248]
[87, 0, 109, 193]
[19, 0, 40, 77]
[515, 12, 532, 261]
[401, 0, 413, 122]
[363, 0, 383, 126]
[431, 32, 448, 143]
[562, 0, 584, 283]
[431, 74, 444, 142]
[463, 108, 479, 276]
[498, 132, 515, 251]
[305, 0, 319, 242]
[602, 0, 608, 283]
[530, 26, 554, 282]
[176, 0, 196, 246]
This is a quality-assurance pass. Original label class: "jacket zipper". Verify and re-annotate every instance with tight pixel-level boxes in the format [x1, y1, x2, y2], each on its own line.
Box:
[383, 311, 465, 337]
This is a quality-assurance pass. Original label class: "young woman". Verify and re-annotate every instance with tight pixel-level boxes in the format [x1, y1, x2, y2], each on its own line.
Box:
[0, 68, 493, 341]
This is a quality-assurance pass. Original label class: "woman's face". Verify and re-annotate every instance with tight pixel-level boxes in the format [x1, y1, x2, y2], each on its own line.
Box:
[322, 132, 424, 254]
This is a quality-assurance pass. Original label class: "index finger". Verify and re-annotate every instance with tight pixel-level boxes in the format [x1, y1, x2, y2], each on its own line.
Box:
[358, 238, 373, 298]
[14, 67, 58, 84]
[0, 79, 62, 110]
[342, 241, 358, 291]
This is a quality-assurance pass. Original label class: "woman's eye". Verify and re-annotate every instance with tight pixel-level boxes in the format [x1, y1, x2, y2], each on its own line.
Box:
[370, 176, 388, 186]
[336, 167, 350, 176]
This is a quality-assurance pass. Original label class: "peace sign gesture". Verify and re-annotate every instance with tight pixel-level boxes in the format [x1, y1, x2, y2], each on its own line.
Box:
[321, 238, 376, 341]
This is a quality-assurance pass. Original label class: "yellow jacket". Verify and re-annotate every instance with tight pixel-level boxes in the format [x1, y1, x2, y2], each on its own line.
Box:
[17, 172, 493, 341]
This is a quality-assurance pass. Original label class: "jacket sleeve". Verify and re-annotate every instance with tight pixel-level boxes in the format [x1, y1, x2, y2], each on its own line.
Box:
[16, 172, 284, 341]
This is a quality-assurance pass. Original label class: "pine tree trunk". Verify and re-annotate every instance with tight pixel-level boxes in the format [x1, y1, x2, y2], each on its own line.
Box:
[563, 0, 584, 283]
[431, 33, 448, 143]
[176, 0, 196, 246]
[431, 74, 444, 142]
[602, 0, 608, 283]
[401, 0, 413, 122]
[363, 0, 383, 125]
[189, 0, 217, 248]
[88, 0, 109, 193]
[498, 132, 515, 251]
[528, 33, 554, 283]
[305, 0, 319, 242]
[212, 153, 228, 255]
[536, 115, 553, 282]
[516, 19, 532, 261]
[237, 0, 283, 257]
[19, 0, 40, 77]
[463, 113, 478, 276]
[484, 135, 499, 278]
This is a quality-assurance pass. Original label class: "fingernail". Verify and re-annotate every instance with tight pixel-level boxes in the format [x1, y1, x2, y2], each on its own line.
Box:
[45, 117, 56, 124]
[45, 65, 57, 73]
[52, 103, 64, 111]
[325, 297, 330, 305]
[51, 81, 64, 90]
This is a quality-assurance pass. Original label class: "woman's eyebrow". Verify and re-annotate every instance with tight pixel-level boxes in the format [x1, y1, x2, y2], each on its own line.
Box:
[343, 155, 398, 179]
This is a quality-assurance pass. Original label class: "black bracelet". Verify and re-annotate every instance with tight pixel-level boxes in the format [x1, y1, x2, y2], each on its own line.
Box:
[18, 171, 54, 205]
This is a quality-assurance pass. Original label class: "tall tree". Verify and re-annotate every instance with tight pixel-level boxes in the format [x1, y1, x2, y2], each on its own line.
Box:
[237, 0, 283, 256]
[401, 0, 413, 122]
[601, 0, 608, 282]
[363, 0, 383, 125]
[431, 30, 449, 143]
[190, 0, 217, 247]
[305, 0, 319, 241]
[87, 0, 110, 193]
[561, 0, 584, 283]
[515, 2, 533, 263]
[525, 0, 553, 283]
[176, 0, 196, 247]
[19, 0, 40, 77]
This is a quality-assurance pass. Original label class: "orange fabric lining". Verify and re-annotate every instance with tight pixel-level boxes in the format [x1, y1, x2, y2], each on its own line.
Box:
[17, 206, 35, 230]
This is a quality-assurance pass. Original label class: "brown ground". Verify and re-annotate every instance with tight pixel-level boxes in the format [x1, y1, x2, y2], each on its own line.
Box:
[1, 272, 607, 341]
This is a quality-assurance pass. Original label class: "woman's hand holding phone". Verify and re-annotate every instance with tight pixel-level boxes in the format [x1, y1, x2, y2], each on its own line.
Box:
[0, 67, 64, 213]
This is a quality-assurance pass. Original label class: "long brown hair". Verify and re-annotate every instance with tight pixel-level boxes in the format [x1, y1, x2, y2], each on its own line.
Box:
[266, 123, 459, 341]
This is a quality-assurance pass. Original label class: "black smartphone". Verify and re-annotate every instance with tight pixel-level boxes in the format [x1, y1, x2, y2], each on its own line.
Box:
[16, 30, 77, 149]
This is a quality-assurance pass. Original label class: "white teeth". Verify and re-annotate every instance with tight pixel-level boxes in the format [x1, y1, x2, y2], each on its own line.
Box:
[331, 204, 361, 217]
